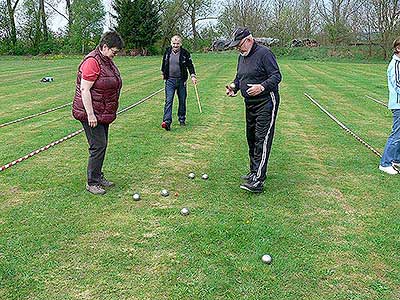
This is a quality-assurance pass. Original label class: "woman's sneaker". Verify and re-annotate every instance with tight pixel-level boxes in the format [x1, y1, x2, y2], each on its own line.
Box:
[86, 184, 106, 195]
[379, 165, 398, 175]
[100, 176, 114, 187]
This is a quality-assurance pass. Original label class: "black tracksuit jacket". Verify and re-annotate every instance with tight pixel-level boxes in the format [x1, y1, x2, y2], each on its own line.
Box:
[233, 42, 282, 103]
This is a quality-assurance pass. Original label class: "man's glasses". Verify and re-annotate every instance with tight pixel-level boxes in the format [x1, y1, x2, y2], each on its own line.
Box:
[236, 38, 248, 49]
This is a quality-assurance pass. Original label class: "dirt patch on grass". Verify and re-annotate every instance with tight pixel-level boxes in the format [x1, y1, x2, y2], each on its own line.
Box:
[78, 230, 121, 245]
[310, 187, 344, 200]
[0, 186, 35, 210]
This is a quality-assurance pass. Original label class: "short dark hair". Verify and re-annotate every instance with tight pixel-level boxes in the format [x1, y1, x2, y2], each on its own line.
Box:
[393, 37, 400, 54]
[99, 31, 124, 50]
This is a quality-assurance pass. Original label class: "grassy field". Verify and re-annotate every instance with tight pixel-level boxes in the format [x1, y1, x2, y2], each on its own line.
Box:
[0, 52, 399, 300]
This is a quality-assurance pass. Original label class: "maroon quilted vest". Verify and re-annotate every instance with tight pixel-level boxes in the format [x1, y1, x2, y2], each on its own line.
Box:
[72, 47, 122, 124]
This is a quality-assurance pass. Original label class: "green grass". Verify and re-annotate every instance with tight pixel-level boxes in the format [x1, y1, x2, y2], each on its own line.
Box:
[0, 52, 399, 300]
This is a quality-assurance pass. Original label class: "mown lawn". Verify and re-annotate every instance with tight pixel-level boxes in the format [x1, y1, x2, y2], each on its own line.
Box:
[0, 52, 398, 300]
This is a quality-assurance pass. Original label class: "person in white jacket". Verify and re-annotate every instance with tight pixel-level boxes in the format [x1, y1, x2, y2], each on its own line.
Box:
[379, 37, 400, 174]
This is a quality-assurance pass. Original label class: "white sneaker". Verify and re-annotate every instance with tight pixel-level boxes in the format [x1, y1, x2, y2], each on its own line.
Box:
[379, 165, 399, 175]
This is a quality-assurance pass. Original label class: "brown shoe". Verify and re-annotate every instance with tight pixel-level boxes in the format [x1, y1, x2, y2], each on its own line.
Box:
[86, 184, 106, 195]
[100, 176, 114, 187]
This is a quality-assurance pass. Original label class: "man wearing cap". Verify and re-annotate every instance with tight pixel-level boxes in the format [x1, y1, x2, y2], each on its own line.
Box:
[161, 35, 197, 131]
[226, 27, 282, 193]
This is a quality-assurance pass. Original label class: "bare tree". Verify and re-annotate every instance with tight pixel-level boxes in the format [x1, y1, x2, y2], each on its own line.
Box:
[180, 0, 216, 49]
[370, 0, 400, 59]
[348, 0, 375, 56]
[269, 0, 301, 44]
[159, 0, 187, 49]
[218, 0, 269, 37]
[316, 0, 364, 45]
[298, 0, 316, 37]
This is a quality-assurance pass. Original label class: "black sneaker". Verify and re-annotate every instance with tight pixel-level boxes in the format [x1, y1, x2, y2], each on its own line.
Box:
[161, 121, 171, 131]
[241, 172, 255, 181]
[240, 179, 264, 193]
[180, 122, 186, 126]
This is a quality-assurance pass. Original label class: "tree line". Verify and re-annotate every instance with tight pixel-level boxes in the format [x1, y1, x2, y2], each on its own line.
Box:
[0, 0, 399, 58]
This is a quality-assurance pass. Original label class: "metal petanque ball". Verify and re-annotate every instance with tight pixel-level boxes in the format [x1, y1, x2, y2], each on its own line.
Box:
[261, 254, 272, 264]
[132, 193, 141, 201]
[188, 172, 195, 179]
[229, 82, 236, 89]
[180, 207, 190, 216]
[201, 173, 209, 180]
[160, 189, 169, 197]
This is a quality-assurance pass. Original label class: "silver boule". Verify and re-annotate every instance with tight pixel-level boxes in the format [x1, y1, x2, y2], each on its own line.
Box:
[188, 172, 195, 179]
[201, 173, 209, 180]
[133, 193, 141, 201]
[261, 254, 272, 264]
[160, 189, 169, 197]
[180, 207, 190, 216]
[229, 82, 236, 89]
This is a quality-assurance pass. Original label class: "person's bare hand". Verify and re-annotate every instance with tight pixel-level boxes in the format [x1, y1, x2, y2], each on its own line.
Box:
[88, 114, 97, 128]
[226, 86, 236, 97]
[246, 84, 264, 96]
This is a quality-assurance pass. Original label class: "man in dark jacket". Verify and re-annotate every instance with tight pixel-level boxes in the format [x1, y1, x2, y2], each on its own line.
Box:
[226, 27, 282, 193]
[161, 35, 197, 131]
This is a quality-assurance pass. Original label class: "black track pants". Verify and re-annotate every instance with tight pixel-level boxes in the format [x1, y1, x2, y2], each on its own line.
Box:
[245, 92, 279, 182]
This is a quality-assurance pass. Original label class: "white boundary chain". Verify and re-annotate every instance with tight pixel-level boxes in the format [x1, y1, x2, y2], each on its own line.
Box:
[365, 95, 387, 107]
[0, 102, 71, 128]
[305, 93, 382, 158]
[0, 88, 163, 173]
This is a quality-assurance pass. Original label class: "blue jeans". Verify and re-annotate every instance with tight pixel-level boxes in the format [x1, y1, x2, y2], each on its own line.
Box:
[163, 78, 187, 125]
[380, 109, 400, 166]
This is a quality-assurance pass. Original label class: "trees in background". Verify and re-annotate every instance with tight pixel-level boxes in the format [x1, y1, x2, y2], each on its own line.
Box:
[45, 0, 73, 35]
[69, 0, 105, 53]
[218, 0, 269, 37]
[159, 0, 186, 49]
[6, 0, 21, 46]
[1, 0, 104, 54]
[370, 0, 400, 59]
[112, 0, 160, 53]
[0, 0, 399, 57]
[19, 0, 44, 52]
[0, 1, 11, 41]
[180, 0, 214, 49]
[216, 0, 399, 57]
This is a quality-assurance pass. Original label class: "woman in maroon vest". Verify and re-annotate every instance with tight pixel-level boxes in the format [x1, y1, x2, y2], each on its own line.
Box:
[72, 31, 124, 195]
